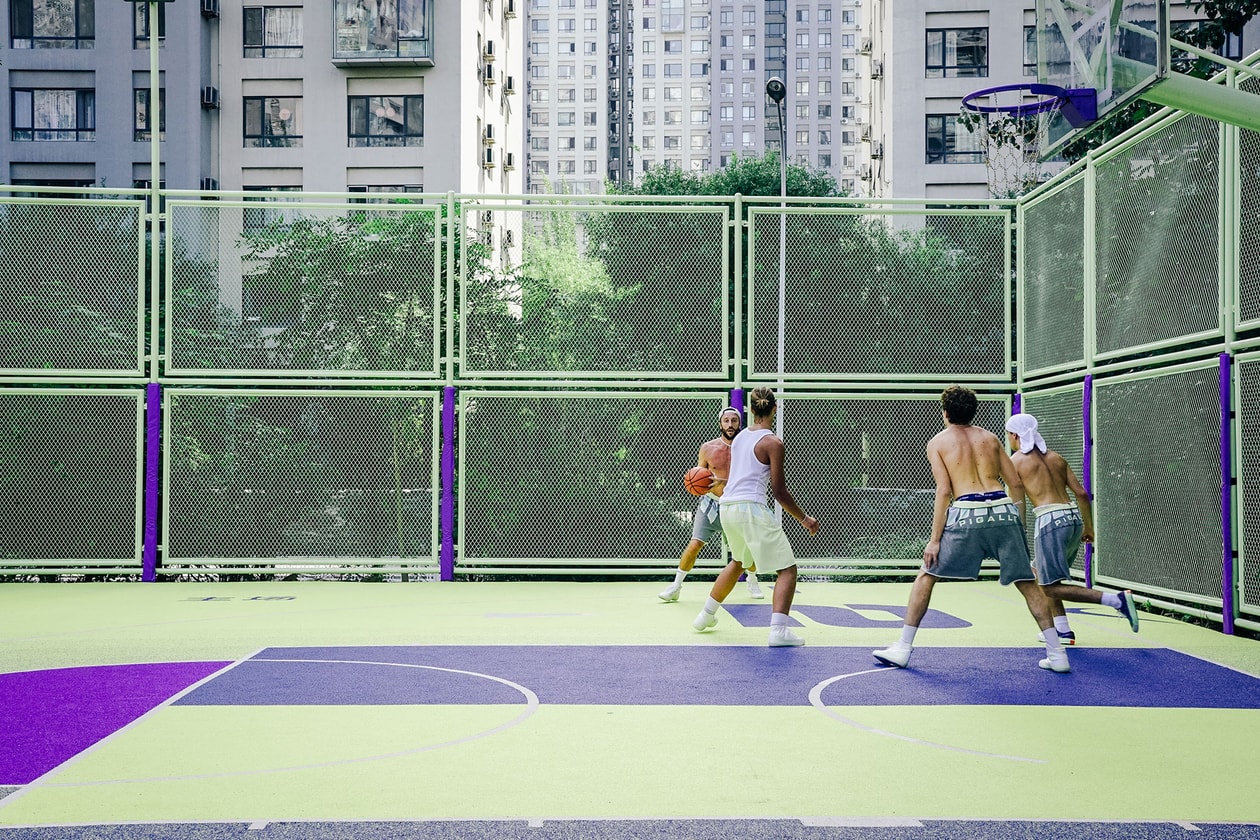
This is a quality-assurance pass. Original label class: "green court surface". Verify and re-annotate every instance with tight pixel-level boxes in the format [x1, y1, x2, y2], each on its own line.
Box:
[2, 580, 1260, 834]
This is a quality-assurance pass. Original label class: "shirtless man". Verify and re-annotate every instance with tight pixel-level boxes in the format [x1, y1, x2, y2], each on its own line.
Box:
[1005, 413, 1139, 641]
[659, 407, 764, 602]
[873, 386, 1069, 673]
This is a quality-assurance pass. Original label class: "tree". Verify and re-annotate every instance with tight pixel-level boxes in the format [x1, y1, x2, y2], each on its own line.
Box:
[610, 152, 842, 198]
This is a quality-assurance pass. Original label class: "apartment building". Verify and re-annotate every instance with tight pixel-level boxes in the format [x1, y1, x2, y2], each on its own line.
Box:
[2, 0, 524, 195]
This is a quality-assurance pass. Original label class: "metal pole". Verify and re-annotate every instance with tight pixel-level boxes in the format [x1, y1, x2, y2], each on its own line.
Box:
[148, 0, 161, 383]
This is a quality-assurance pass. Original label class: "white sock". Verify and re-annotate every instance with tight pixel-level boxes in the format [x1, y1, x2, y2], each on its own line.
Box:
[1053, 616, 1072, 634]
[770, 612, 789, 627]
[1101, 592, 1121, 609]
[1043, 630, 1063, 652]
[672, 569, 688, 586]
[703, 596, 720, 615]
[747, 571, 759, 583]
[899, 625, 918, 647]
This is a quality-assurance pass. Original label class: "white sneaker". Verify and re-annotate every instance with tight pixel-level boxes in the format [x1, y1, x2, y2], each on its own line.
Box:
[746, 577, 765, 599]
[768, 625, 804, 646]
[658, 584, 681, 602]
[692, 609, 717, 631]
[873, 643, 912, 668]
[1039, 651, 1071, 673]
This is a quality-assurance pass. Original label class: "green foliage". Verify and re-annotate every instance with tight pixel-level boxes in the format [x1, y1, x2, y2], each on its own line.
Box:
[611, 152, 842, 198]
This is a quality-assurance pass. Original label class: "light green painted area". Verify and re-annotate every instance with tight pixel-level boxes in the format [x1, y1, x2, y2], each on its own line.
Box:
[2, 581, 1260, 826]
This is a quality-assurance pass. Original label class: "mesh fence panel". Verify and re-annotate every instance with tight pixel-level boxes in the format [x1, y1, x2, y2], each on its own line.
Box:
[0, 200, 144, 373]
[1239, 76, 1260, 328]
[778, 394, 1009, 571]
[461, 204, 728, 377]
[1019, 385, 1087, 574]
[164, 390, 438, 574]
[0, 389, 141, 572]
[459, 392, 732, 570]
[749, 209, 1009, 379]
[1237, 355, 1260, 616]
[1093, 115, 1222, 357]
[166, 201, 441, 375]
[1093, 364, 1223, 602]
[1021, 178, 1086, 374]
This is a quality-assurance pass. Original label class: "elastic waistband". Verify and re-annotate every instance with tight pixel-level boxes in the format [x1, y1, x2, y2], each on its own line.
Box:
[721, 499, 769, 509]
[1033, 502, 1077, 517]
[956, 490, 1009, 502]
[951, 496, 1013, 510]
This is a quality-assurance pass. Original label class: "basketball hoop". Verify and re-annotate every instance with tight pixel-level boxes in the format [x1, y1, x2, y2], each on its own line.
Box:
[959, 83, 1097, 198]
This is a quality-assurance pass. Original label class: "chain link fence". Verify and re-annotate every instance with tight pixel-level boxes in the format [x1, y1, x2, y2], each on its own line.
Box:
[1239, 76, 1260, 330]
[1020, 177, 1086, 376]
[1019, 385, 1087, 575]
[1236, 354, 1260, 619]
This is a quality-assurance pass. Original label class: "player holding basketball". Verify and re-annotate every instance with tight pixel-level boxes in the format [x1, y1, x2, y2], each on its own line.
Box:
[692, 388, 820, 646]
[873, 386, 1069, 672]
[660, 407, 765, 602]
[1005, 412, 1139, 641]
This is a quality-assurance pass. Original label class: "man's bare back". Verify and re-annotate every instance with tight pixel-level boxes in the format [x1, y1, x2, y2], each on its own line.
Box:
[1011, 450, 1073, 508]
[928, 424, 1021, 502]
[698, 438, 732, 497]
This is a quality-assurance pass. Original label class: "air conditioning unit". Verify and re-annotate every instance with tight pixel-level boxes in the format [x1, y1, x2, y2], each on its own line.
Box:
[483, 66, 497, 86]
[484, 124, 496, 145]
[505, 0, 517, 18]
[503, 229, 515, 247]
[859, 164, 870, 179]
[200, 86, 220, 109]
[839, 117, 849, 124]
[504, 76, 517, 95]
[870, 59, 883, 78]
[860, 126, 872, 141]
[483, 149, 496, 169]
[482, 209, 494, 225]
[870, 141, 884, 158]
[200, 177, 218, 190]
[483, 40, 496, 62]
[504, 152, 516, 170]
[200, 0, 220, 18]
[859, 37, 872, 53]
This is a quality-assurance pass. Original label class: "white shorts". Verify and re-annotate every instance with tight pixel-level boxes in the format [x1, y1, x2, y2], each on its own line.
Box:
[719, 501, 796, 574]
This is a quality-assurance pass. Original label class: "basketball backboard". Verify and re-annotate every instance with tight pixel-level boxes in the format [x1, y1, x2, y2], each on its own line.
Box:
[1036, 0, 1169, 156]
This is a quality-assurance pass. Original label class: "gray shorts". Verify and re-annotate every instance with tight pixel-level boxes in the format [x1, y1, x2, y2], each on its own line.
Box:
[1033, 506, 1083, 585]
[691, 494, 723, 544]
[928, 498, 1035, 586]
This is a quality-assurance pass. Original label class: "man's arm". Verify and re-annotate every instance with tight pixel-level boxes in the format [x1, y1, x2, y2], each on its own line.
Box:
[761, 436, 819, 535]
[1064, 462, 1095, 543]
[996, 444, 1025, 516]
[924, 441, 952, 569]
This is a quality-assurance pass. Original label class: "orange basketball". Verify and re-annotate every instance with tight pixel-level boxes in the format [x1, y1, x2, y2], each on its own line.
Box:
[684, 466, 715, 496]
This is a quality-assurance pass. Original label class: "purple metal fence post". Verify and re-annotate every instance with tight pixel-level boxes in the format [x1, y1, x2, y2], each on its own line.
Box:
[440, 386, 456, 582]
[729, 388, 745, 424]
[142, 382, 161, 582]
[1012, 393, 1021, 415]
[1221, 354, 1236, 635]
[1082, 376, 1094, 588]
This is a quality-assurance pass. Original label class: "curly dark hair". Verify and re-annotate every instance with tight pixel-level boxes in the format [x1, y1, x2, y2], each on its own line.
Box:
[941, 385, 978, 425]
[749, 387, 777, 419]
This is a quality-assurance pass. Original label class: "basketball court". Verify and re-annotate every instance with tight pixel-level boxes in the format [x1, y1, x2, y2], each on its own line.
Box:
[2, 580, 1260, 838]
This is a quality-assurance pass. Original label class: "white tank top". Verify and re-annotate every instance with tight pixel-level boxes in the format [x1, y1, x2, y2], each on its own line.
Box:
[722, 427, 774, 504]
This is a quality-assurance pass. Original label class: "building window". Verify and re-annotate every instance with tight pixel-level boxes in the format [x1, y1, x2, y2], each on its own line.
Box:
[926, 27, 988, 78]
[1024, 25, 1036, 76]
[11, 88, 95, 141]
[244, 7, 303, 58]
[584, 137, 597, 150]
[926, 114, 983, 163]
[741, 104, 755, 120]
[818, 32, 831, 48]
[348, 95, 422, 147]
[795, 56, 809, 72]
[132, 0, 162, 48]
[796, 33, 809, 48]
[241, 186, 301, 237]
[133, 87, 164, 141]
[796, 80, 809, 96]
[818, 7, 831, 23]
[334, 0, 430, 60]
[531, 136, 550, 151]
[795, 7, 808, 23]
[795, 129, 809, 145]
[818, 129, 831, 145]
[244, 96, 302, 147]
[11, 0, 95, 49]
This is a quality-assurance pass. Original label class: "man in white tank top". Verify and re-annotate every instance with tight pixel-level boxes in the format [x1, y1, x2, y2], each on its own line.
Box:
[692, 388, 820, 646]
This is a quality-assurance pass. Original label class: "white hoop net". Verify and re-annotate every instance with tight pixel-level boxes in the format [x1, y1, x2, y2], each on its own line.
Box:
[959, 88, 1060, 199]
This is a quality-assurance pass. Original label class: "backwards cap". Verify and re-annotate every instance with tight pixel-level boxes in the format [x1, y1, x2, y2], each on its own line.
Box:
[1005, 413, 1047, 454]
[719, 406, 742, 420]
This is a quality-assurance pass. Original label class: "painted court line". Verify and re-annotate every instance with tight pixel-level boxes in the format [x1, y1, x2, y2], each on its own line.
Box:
[21, 658, 540, 789]
[807, 668, 1045, 764]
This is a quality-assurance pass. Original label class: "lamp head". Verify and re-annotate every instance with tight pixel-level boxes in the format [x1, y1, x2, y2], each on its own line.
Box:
[765, 77, 786, 104]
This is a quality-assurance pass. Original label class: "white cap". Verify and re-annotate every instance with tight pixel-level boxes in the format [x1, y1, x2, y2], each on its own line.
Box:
[1005, 413, 1047, 454]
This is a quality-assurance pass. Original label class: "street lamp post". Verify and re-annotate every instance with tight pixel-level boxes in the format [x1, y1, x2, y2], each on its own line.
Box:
[765, 76, 787, 435]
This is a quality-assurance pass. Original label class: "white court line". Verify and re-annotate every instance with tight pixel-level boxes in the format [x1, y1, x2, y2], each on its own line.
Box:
[807, 668, 1046, 764]
[19, 657, 540, 789]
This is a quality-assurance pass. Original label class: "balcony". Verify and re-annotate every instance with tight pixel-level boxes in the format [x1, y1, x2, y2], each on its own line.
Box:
[332, 0, 434, 66]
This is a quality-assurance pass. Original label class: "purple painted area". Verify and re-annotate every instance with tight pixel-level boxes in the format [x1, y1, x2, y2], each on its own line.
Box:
[1082, 375, 1094, 587]
[729, 388, 744, 425]
[440, 386, 455, 582]
[1221, 354, 1235, 635]
[173, 645, 1260, 711]
[0, 661, 229, 785]
[1012, 393, 1021, 415]
[142, 382, 161, 582]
